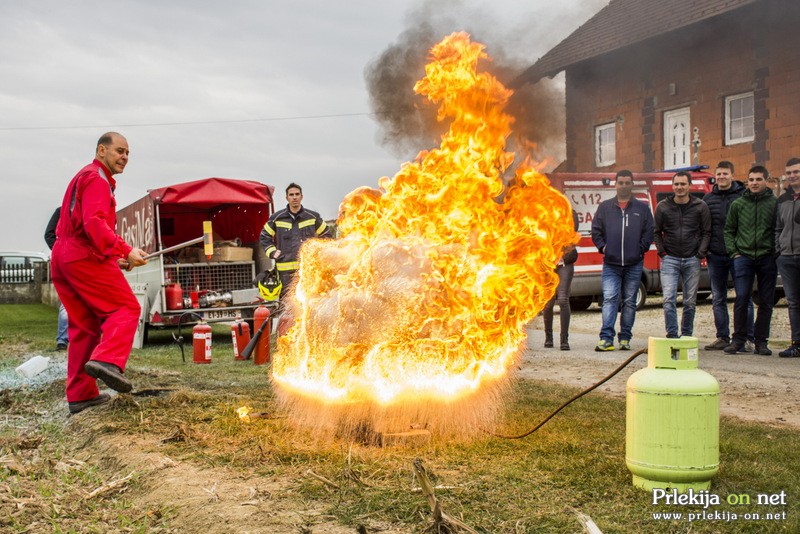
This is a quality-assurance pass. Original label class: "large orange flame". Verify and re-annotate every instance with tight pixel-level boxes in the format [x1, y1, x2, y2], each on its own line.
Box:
[272, 32, 577, 438]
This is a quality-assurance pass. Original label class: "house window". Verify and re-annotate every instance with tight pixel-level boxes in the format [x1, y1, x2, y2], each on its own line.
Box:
[725, 92, 754, 145]
[595, 123, 615, 167]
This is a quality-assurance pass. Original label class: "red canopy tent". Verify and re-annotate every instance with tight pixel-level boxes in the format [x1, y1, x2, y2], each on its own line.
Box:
[146, 178, 274, 249]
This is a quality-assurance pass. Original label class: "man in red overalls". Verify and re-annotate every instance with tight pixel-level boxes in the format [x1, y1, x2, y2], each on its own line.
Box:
[51, 132, 148, 414]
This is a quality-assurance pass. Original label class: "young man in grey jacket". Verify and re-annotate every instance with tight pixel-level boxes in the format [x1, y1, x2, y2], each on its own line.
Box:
[775, 157, 800, 358]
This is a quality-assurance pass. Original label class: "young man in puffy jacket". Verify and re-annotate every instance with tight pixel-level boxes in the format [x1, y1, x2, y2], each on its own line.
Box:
[723, 166, 778, 356]
[775, 157, 800, 358]
[591, 170, 655, 351]
[702, 161, 754, 351]
[654, 171, 711, 339]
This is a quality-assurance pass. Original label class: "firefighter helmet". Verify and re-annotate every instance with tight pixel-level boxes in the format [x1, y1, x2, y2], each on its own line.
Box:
[255, 269, 281, 301]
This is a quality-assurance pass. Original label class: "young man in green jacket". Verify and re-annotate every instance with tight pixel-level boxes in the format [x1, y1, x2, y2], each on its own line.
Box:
[723, 166, 778, 355]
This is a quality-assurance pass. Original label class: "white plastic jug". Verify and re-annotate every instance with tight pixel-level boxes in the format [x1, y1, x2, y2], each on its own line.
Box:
[15, 355, 51, 378]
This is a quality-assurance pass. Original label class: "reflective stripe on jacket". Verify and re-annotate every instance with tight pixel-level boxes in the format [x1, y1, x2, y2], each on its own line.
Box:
[258, 205, 330, 271]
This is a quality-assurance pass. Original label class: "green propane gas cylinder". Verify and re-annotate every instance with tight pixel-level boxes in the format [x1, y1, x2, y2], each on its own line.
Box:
[626, 336, 719, 492]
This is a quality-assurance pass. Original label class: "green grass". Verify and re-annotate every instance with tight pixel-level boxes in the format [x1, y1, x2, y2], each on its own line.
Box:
[0, 303, 60, 360]
[1, 304, 798, 532]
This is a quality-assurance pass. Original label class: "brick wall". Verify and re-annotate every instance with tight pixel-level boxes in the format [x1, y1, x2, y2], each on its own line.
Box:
[764, 3, 800, 171]
[561, 1, 800, 178]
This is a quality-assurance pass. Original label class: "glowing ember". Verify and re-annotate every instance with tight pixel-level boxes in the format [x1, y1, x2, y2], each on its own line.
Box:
[237, 406, 252, 422]
[272, 32, 577, 437]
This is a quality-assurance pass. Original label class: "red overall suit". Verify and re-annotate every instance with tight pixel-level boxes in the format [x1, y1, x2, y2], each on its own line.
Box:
[51, 159, 140, 403]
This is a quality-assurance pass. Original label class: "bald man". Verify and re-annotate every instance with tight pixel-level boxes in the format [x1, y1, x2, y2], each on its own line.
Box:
[51, 132, 148, 413]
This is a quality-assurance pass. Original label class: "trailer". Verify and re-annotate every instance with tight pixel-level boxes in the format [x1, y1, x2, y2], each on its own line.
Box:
[116, 177, 274, 347]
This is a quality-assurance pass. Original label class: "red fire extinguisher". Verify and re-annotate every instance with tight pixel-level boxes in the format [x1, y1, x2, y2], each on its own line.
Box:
[193, 320, 212, 364]
[253, 305, 271, 365]
[231, 313, 251, 361]
[165, 282, 183, 310]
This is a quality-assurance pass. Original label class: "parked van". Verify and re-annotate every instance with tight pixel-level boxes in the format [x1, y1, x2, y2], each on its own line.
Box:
[0, 251, 49, 283]
[547, 169, 715, 310]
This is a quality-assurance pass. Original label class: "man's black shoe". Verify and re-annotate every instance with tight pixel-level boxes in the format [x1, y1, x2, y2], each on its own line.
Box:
[754, 343, 772, 356]
[779, 345, 800, 358]
[68, 392, 111, 414]
[723, 342, 743, 354]
[704, 338, 729, 351]
[84, 360, 133, 393]
[56, 343, 68, 351]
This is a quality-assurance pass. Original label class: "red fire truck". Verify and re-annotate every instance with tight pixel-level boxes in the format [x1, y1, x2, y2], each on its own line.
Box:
[547, 168, 715, 311]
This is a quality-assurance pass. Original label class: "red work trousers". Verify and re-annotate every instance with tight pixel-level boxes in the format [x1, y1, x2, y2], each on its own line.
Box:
[51, 253, 141, 402]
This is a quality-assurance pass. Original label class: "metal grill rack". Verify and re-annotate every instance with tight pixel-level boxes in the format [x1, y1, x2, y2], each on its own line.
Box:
[164, 261, 256, 298]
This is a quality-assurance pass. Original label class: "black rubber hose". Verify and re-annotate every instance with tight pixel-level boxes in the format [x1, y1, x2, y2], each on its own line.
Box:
[491, 347, 647, 439]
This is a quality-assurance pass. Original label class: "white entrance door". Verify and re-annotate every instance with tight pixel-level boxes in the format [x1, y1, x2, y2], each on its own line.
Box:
[664, 107, 691, 169]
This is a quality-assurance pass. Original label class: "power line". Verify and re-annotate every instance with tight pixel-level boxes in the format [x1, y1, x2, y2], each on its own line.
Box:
[0, 110, 401, 132]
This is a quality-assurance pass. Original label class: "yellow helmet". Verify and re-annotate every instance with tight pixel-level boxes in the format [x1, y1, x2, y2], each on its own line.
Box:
[256, 269, 281, 301]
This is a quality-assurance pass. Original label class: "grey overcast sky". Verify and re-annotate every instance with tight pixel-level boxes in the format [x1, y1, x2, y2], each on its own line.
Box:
[0, 0, 606, 252]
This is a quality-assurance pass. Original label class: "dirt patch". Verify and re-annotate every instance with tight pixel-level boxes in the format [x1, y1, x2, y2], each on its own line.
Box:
[521, 298, 799, 428]
[73, 431, 404, 534]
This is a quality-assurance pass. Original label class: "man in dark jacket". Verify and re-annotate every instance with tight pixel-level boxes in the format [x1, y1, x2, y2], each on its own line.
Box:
[259, 182, 331, 299]
[723, 166, 778, 356]
[591, 170, 655, 351]
[702, 161, 754, 351]
[654, 171, 711, 338]
[44, 208, 69, 351]
[775, 157, 800, 358]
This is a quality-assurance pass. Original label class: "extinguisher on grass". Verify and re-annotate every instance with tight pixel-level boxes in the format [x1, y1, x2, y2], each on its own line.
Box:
[241, 305, 271, 364]
[231, 313, 251, 361]
[193, 320, 212, 364]
[253, 305, 271, 365]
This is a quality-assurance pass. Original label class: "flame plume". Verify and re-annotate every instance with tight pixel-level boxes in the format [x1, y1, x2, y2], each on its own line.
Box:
[272, 32, 577, 438]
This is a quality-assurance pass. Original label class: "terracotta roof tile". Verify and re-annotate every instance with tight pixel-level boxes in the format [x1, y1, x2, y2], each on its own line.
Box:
[517, 0, 758, 85]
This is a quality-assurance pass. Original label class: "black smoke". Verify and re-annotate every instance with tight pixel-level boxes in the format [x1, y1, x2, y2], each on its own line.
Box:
[364, 1, 567, 166]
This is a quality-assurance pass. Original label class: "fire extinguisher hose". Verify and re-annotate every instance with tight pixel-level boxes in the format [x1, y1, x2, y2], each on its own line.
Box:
[173, 311, 206, 363]
[490, 347, 647, 440]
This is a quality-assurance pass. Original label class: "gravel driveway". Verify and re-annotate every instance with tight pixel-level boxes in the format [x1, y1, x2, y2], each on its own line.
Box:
[521, 293, 798, 427]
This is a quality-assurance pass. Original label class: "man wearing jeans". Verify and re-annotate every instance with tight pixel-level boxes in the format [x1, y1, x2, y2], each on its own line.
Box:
[591, 170, 655, 351]
[775, 157, 800, 358]
[724, 166, 778, 356]
[45, 207, 69, 351]
[654, 171, 711, 338]
[702, 162, 754, 351]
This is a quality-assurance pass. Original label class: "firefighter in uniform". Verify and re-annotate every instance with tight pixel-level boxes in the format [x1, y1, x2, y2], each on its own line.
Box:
[51, 132, 148, 414]
[259, 182, 331, 299]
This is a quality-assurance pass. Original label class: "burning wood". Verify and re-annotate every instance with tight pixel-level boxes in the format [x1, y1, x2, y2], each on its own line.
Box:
[236, 406, 274, 422]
